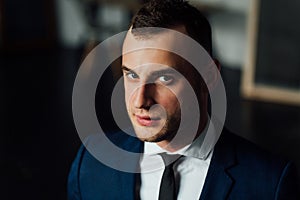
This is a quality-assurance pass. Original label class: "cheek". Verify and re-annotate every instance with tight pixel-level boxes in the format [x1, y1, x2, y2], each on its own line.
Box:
[156, 90, 180, 113]
[156, 81, 185, 104]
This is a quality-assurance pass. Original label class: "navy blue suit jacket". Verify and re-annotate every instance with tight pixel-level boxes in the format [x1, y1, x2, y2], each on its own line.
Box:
[68, 129, 299, 199]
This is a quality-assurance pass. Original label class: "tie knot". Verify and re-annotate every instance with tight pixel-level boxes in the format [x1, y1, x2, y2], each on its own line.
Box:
[160, 153, 182, 166]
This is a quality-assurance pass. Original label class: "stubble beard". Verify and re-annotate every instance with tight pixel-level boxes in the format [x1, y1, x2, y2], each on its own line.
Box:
[132, 109, 181, 143]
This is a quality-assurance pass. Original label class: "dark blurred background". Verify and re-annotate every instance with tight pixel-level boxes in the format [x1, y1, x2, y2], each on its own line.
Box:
[1, 0, 299, 199]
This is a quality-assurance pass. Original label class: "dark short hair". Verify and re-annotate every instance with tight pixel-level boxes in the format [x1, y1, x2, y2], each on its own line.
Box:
[131, 0, 212, 55]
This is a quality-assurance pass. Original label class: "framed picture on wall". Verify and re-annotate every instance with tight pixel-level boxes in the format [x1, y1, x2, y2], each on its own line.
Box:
[241, 0, 300, 106]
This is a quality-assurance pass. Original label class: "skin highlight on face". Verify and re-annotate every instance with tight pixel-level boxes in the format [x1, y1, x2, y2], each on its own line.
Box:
[122, 63, 182, 144]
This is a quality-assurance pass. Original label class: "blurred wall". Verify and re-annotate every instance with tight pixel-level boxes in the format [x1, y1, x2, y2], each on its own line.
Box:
[191, 0, 251, 69]
[55, 0, 131, 48]
[55, 0, 88, 48]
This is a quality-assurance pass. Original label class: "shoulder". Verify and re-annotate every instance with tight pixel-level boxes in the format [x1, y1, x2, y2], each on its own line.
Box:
[217, 129, 289, 166]
[216, 129, 296, 179]
[69, 130, 143, 172]
[211, 128, 299, 199]
[224, 129, 298, 176]
[67, 131, 143, 199]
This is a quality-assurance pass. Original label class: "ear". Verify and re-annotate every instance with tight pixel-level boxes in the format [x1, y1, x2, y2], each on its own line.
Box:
[203, 59, 221, 91]
[214, 59, 221, 71]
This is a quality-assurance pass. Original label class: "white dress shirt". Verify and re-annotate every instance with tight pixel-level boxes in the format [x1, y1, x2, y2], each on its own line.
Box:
[139, 118, 218, 200]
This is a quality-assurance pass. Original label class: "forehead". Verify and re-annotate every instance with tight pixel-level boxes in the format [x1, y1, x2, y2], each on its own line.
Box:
[122, 49, 185, 70]
[122, 28, 192, 74]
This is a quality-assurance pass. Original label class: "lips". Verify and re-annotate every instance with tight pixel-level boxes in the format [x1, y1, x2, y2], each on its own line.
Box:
[135, 115, 160, 126]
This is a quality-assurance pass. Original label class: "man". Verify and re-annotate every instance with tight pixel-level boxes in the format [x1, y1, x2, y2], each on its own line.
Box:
[68, 0, 298, 199]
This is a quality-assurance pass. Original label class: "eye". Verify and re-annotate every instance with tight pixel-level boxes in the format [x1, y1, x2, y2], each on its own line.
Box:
[158, 75, 173, 84]
[125, 71, 139, 80]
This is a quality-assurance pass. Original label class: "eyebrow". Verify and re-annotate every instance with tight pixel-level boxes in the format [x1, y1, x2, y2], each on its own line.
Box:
[152, 68, 177, 76]
[121, 65, 135, 72]
[121, 65, 177, 76]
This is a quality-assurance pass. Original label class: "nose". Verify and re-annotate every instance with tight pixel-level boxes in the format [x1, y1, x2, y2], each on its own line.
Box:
[133, 83, 155, 109]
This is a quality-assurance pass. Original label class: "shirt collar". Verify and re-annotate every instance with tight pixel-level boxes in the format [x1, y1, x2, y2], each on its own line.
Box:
[144, 115, 216, 160]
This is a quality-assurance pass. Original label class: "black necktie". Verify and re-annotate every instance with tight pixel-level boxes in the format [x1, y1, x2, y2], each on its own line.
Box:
[158, 154, 181, 200]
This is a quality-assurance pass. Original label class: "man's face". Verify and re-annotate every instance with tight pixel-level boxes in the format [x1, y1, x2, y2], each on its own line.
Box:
[122, 27, 205, 147]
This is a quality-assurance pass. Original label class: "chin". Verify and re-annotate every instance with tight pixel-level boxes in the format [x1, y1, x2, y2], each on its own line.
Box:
[131, 116, 180, 143]
[134, 125, 175, 143]
[135, 128, 166, 142]
[135, 130, 165, 143]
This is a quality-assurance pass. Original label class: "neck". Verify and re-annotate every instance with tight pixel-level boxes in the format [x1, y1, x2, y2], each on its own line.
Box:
[156, 114, 208, 152]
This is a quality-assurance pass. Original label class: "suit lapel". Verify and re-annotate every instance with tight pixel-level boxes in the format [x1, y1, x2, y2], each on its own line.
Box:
[200, 130, 238, 200]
